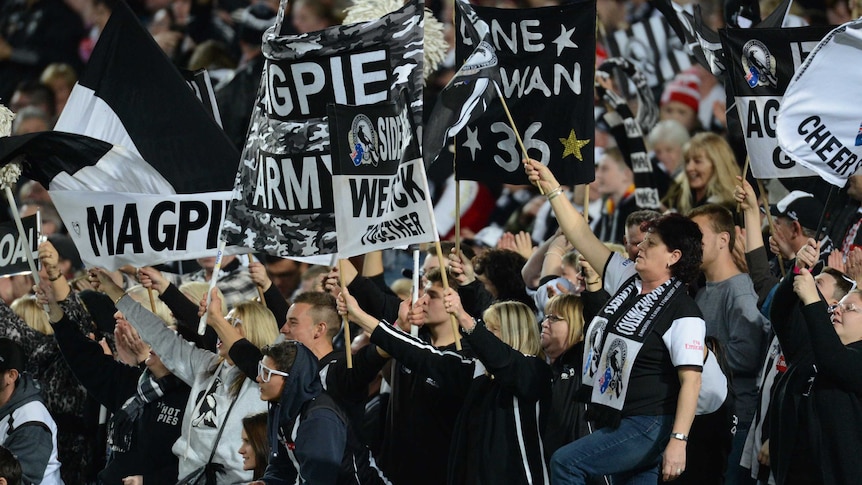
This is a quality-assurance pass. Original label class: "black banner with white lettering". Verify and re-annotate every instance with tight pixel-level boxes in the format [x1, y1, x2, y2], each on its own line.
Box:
[329, 97, 435, 257]
[454, 1, 596, 185]
[0, 215, 39, 277]
[223, 0, 423, 257]
[720, 26, 831, 178]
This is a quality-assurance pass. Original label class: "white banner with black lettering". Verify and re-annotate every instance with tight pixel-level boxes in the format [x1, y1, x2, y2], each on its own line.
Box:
[0, 215, 40, 277]
[329, 98, 435, 258]
[50, 191, 240, 270]
[777, 19, 862, 187]
[720, 26, 831, 178]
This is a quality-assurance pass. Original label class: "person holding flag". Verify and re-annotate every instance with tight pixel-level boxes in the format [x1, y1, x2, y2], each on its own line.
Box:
[525, 157, 705, 484]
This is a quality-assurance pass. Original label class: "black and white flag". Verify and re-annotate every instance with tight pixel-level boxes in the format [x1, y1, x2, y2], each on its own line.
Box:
[423, 0, 501, 166]
[777, 19, 862, 187]
[0, 0, 240, 270]
[223, 0, 424, 257]
[720, 26, 831, 178]
[329, 96, 435, 258]
[0, 214, 40, 277]
[604, 15, 692, 89]
[453, 1, 596, 186]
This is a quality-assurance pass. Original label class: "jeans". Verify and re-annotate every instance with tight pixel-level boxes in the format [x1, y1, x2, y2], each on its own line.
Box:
[550, 414, 675, 485]
[727, 421, 757, 485]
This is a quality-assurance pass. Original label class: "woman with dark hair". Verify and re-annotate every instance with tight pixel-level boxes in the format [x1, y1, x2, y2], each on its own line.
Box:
[525, 158, 706, 484]
[238, 413, 269, 480]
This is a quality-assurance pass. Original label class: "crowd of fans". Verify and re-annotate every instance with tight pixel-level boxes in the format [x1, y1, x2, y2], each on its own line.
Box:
[0, 0, 861, 484]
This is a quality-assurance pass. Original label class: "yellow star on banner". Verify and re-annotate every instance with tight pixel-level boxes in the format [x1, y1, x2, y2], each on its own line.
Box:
[560, 130, 591, 161]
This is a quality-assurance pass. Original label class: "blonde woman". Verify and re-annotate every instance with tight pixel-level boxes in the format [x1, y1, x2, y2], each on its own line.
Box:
[663, 132, 741, 215]
[338, 287, 552, 485]
[89, 268, 278, 485]
[541, 294, 589, 455]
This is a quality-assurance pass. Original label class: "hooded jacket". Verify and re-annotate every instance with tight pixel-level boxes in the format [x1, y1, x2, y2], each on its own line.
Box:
[0, 373, 62, 485]
[261, 342, 384, 485]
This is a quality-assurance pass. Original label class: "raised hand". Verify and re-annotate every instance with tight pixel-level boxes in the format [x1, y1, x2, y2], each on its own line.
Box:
[138, 266, 169, 295]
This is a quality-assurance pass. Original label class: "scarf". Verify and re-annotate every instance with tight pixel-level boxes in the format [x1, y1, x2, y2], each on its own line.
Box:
[108, 370, 178, 453]
[581, 275, 685, 427]
[597, 57, 661, 211]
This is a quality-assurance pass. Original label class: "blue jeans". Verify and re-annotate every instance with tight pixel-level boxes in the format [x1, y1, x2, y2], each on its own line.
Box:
[550, 414, 675, 485]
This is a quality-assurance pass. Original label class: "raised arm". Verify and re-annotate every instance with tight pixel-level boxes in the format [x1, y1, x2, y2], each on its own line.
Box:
[524, 158, 612, 277]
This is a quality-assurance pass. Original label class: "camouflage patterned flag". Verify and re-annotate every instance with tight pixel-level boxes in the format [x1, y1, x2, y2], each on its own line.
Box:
[222, 0, 424, 257]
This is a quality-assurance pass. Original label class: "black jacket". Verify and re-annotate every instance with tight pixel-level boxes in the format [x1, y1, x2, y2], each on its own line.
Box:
[53, 314, 189, 484]
[544, 341, 589, 456]
[769, 274, 862, 484]
[371, 321, 552, 485]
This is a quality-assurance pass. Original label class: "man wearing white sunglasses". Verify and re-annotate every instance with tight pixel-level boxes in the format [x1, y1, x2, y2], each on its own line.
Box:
[250, 341, 387, 485]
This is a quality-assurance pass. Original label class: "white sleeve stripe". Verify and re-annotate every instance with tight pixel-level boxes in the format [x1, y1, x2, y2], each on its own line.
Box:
[378, 322, 474, 364]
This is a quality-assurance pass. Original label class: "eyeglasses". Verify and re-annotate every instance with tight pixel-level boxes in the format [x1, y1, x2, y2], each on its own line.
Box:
[828, 302, 861, 314]
[542, 314, 566, 324]
[257, 360, 289, 383]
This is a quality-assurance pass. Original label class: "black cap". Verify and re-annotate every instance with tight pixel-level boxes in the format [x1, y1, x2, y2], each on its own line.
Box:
[769, 191, 825, 233]
[0, 339, 24, 373]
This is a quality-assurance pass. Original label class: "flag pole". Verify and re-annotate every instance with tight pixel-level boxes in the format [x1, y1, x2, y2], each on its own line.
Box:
[337, 258, 353, 368]
[454, 144, 461, 262]
[492, 83, 544, 196]
[583, 184, 590, 223]
[435, 240, 462, 350]
[249, 254, 265, 305]
[737, 156, 750, 214]
[411, 247, 420, 337]
[147, 286, 157, 312]
[2, 186, 45, 307]
[756, 179, 785, 277]
[198, 239, 227, 335]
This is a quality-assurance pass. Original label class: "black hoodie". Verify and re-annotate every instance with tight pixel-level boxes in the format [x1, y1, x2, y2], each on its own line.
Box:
[260, 341, 385, 485]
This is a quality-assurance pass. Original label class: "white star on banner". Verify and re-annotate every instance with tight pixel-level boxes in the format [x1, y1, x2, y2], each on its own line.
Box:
[463, 126, 482, 160]
[553, 25, 578, 56]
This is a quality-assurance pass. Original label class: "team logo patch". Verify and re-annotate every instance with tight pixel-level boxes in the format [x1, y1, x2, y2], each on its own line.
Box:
[348, 114, 378, 167]
[742, 39, 778, 89]
[855, 122, 862, 146]
[599, 338, 627, 398]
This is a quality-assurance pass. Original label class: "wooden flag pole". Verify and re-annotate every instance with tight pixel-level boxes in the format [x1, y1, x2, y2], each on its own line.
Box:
[337, 259, 353, 368]
[411, 247, 420, 337]
[492, 83, 544, 195]
[454, 144, 461, 259]
[249, 254, 265, 305]
[147, 287, 157, 312]
[737, 156, 751, 214]
[756, 179, 785, 277]
[434, 240, 462, 350]
[583, 184, 590, 223]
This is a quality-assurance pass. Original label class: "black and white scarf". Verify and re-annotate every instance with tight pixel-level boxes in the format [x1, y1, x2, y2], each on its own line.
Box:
[596, 57, 661, 210]
[581, 275, 684, 422]
[108, 370, 177, 453]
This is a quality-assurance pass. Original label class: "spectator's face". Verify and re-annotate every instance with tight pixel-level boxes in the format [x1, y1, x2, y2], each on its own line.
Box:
[660, 101, 697, 132]
[197, 255, 235, 272]
[691, 215, 725, 270]
[595, 158, 627, 196]
[540, 310, 569, 356]
[624, 225, 646, 261]
[256, 356, 286, 401]
[238, 428, 257, 471]
[633, 232, 676, 279]
[653, 140, 684, 174]
[830, 292, 862, 344]
[420, 282, 448, 326]
[280, 303, 318, 347]
[266, 259, 305, 299]
[13, 116, 49, 135]
[685, 150, 715, 195]
[292, 2, 330, 34]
